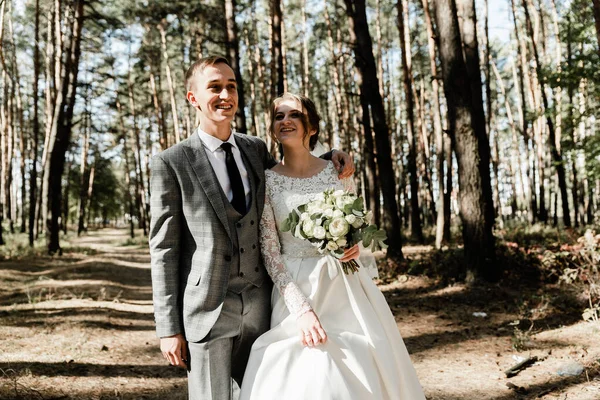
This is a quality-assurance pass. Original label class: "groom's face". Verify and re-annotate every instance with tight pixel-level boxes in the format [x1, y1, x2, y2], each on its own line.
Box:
[187, 62, 238, 125]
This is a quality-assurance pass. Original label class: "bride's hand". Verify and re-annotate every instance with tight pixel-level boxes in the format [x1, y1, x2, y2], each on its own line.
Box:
[339, 244, 360, 262]
[297, 310, 327, 347]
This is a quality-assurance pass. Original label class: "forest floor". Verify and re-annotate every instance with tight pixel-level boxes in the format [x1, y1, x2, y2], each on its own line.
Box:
[0, 228, 598, 400]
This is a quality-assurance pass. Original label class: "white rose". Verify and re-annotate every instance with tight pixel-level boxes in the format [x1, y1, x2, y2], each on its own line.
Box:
[345, 214, 357, 224]
[313, 226, 326, 239]
[333, 189, 346, 197]
[314, 193, 326, 202]
[300, 212, 310, 221]
[332, 209, 344, 218]
[329, 217, 350, 238]
[307, 201, 324, 213]
[323, 209, 334, 218]
[336, 238, 347, 247]
[326, 241, 339, 251]
[302, 219, 315, 237]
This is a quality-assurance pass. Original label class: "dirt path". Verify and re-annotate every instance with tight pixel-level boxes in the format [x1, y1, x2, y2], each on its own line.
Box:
[0, 228, 598, 399]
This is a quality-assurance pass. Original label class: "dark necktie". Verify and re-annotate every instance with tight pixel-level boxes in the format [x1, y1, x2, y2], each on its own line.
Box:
[220, 142, 246, 215]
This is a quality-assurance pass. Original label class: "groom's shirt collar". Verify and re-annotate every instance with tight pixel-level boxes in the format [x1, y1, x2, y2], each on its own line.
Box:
[197, 128, 237, 153]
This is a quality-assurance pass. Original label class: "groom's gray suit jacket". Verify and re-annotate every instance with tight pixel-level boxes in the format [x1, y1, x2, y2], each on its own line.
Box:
[149, 132, 276, 343]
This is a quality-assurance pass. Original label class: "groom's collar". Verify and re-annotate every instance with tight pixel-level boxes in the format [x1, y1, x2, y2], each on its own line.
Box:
[196, 127, 238, 153]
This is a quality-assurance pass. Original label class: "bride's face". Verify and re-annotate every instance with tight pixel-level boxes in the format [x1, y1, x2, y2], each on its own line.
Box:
[273, 99, 316, 149]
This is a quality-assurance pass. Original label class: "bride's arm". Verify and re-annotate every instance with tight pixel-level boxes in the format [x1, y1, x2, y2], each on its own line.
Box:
[259, 190, 312, 318]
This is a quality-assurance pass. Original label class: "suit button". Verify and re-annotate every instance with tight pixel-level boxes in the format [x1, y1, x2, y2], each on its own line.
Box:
[239, 272, 245, 277]
[250, 220, 255, 225]
[240, 248, 245, 254]
[236, 222, 242, 228]
[254, 267, 259, 272]
[252, 244, 256, 250]
[224, 255, 232, 262]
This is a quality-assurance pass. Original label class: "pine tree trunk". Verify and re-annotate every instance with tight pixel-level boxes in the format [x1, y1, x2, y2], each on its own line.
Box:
[47, 0, 84, 254]
[421, 0, 448, 247]
[157, 21, 181, 145]
[324, 5, 347, 146]
[359, 92, 381, 227]
[397, 0, 424, 243]
[29, 0, 41, 245]
[522, 0, 570, 227]
[77, 102, 90, 236]
[344, 0, 403, 259]
[433, 0, 497, 281]
[116, 97, 136, 238]
[491, 61, 527, 212]
[510, 0, 535, 221]
[301, 0, 310, 97]
[127, 75, 148, 236]
[566, 17, 580, 227]
[593, 0, 600, 58]
[270, 0, 285, 98]
[62, 154, 72, 234]
[224, 0, 247, 133]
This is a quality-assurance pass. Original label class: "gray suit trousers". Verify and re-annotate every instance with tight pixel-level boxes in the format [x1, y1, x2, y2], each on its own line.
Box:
[187, 284, 271, 400]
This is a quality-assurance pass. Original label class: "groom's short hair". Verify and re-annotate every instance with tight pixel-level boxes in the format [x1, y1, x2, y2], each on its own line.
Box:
[185, 55, 233, 92]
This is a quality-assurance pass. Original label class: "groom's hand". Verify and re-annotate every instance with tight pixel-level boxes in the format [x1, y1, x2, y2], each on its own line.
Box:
[160, 333, 188, 369]
[331, 150, 355, 179]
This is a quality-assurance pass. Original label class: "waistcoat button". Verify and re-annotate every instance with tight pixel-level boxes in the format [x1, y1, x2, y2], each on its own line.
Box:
[224, 255, 231, 262]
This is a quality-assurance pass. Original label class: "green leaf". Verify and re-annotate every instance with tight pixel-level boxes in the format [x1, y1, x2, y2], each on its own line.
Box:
[281, 218, 291, 232]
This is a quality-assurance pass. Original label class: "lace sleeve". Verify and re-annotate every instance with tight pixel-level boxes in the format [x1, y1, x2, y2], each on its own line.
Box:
[260, 188, 313, 318]
[342, 176, 357, 194]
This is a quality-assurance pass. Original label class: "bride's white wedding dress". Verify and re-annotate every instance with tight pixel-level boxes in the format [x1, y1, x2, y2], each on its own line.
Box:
[240, 162, 425, 399]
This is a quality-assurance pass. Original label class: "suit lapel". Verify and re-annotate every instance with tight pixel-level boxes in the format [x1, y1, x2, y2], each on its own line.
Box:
[235, 134, 265, 214]
[183, 134, 232, 240]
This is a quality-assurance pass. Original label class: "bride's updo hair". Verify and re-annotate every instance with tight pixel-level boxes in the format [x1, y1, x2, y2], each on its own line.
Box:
[269, 93, 321, 150]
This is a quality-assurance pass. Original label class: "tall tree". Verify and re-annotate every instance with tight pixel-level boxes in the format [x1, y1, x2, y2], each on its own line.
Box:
[343, 0, 403, 259]
[47, 0, 85, 254]
[397, 0, 424, 243]
[522, 0, 571, 227]
[433, 0, 497, 281]
[224, 0, 247, 133]
[30, 0, 41, 246]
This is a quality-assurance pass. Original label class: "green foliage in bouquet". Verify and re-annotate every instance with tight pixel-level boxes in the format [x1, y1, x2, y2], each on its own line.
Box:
[281, 189, 387, 274]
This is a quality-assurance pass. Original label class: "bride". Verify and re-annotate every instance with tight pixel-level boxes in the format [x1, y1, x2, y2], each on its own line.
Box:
[239, 93, 425, 399]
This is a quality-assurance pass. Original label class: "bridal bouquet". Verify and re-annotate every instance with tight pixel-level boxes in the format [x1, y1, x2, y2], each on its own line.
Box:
[280, 189, 387, 274]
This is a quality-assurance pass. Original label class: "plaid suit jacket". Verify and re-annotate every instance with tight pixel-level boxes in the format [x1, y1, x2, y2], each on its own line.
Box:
[149, 132, 276, 343]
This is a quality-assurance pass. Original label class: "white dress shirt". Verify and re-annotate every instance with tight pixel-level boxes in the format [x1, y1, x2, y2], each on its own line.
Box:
[197, 128, 251, 208]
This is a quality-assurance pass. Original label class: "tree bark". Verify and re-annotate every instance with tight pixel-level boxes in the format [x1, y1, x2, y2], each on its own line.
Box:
[29, 0, 41, 245]
[421, 0, 448, 247]
[433, 0, 497, 281]
[224, 0, 247, 133]
[157, 21, 181, 145]
[77, 99, 91, 236]
[593, 0, 600, 58]
[344, 0, 403, 259]
[127, 74, 148, 236]
[47, 0, 84, 254]
[270, 0, 285, 98]
[522, 0, 570, 227]
[397, 0, 424, 243]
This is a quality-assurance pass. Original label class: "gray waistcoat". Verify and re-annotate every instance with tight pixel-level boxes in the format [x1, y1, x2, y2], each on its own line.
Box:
[219, 158, 267, 294]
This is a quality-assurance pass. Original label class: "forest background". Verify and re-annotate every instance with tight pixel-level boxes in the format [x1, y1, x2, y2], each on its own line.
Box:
[0, 0, 599, 398]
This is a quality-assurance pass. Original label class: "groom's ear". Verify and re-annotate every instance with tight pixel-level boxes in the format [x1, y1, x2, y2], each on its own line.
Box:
[187, 91, 200, 110]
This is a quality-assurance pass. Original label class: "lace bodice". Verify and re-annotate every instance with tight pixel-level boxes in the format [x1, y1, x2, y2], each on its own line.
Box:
[259, 162, 355, 318]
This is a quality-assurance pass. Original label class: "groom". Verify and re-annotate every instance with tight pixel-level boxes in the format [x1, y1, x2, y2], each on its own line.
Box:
[149, 55, 353, 400]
